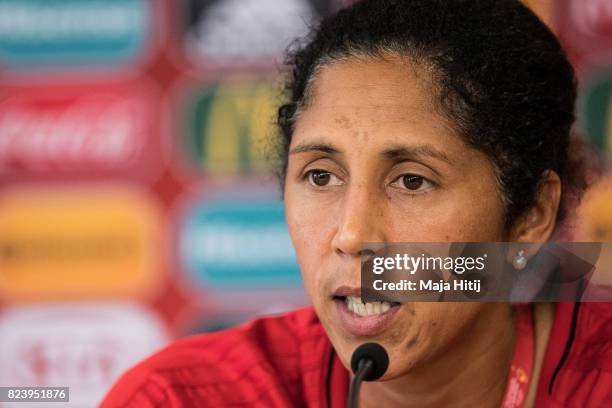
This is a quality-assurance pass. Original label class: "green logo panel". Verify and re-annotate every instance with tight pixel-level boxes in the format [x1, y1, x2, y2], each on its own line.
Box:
[583, 75, 612, 155]
[187, 81, 280, 175]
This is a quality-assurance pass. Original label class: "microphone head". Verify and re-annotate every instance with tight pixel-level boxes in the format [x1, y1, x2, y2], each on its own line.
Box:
[350, 342, 389, 381]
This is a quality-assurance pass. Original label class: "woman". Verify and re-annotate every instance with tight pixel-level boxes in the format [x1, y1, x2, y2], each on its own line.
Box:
[101, 0, 612, 407]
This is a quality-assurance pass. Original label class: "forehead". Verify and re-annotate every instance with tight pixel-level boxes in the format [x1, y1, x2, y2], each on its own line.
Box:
[293, 56, 459, 147]
[309, 56, 431, 106]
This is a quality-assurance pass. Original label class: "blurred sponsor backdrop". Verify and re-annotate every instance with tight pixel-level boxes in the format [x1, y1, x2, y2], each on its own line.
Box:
[0, 0, 610, 406]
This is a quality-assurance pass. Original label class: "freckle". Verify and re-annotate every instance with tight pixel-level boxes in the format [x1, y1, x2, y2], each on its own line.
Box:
[335, 115, 351, 130]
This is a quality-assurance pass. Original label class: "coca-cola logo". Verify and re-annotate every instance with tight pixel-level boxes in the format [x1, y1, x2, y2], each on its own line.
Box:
[12, 337, 122, 386]
[570, 0, 612, 39]
[0, 303, 169, 406]
[0, 89, 154, 173]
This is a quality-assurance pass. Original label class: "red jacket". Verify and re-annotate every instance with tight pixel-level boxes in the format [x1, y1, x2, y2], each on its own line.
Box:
[100, 302, 612, 407]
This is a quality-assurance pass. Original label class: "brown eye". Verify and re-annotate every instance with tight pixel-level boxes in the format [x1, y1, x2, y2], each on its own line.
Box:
[309, 170, 332, 186]
[402, 175, 424, 190]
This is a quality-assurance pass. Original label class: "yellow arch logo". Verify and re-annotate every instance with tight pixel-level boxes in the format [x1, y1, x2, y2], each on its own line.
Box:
[189, 80, 280, 174]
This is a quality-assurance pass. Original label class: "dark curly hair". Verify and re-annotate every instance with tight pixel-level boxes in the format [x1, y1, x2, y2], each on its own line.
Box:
[276, 0, 588, 230]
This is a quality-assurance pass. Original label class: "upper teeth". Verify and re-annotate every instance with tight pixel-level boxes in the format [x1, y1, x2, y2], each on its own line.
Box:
[345, 296, 393, 316]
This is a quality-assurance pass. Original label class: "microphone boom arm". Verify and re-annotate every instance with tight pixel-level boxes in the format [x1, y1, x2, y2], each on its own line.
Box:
[347, 358, 374, 408]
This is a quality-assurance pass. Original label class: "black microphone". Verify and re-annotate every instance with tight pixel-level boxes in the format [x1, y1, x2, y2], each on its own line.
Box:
[347, 342, 389, 408]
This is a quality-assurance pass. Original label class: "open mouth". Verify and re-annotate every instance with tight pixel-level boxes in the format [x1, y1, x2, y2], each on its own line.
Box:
[332, 293, 402, 336]
[333, 295, 401, 317]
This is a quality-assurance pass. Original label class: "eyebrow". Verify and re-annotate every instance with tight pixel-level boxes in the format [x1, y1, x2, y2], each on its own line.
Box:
[289, 142, 452, 165]
[289, 143, 340, 155]
[383, 145, 452, 165]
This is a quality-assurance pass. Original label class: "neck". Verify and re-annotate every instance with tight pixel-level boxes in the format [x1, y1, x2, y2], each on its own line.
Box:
[360, 303, 516, 408]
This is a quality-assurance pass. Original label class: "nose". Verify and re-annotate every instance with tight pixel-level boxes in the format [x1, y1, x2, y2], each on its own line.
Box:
[331, 182, 386, 258]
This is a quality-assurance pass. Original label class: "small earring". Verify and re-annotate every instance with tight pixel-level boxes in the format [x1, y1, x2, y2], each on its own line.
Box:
[513, 249, 527, 270]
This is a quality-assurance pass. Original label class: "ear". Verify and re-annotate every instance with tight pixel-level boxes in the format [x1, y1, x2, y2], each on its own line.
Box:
[510, 170, 562, 245]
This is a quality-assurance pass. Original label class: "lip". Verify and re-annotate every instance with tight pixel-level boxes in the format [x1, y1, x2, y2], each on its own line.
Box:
[331, 286, 401, 337]
[332, 285, 362, 297]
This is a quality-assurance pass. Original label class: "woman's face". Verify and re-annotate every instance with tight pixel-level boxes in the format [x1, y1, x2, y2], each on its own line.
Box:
[284, 57, 508, 378]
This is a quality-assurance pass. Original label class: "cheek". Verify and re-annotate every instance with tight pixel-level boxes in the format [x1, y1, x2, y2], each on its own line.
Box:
[412, 303, 482, 343]
[284, 186, 337, 296]
[382, 303, 484, 376]
[388, 183, 506, 241]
